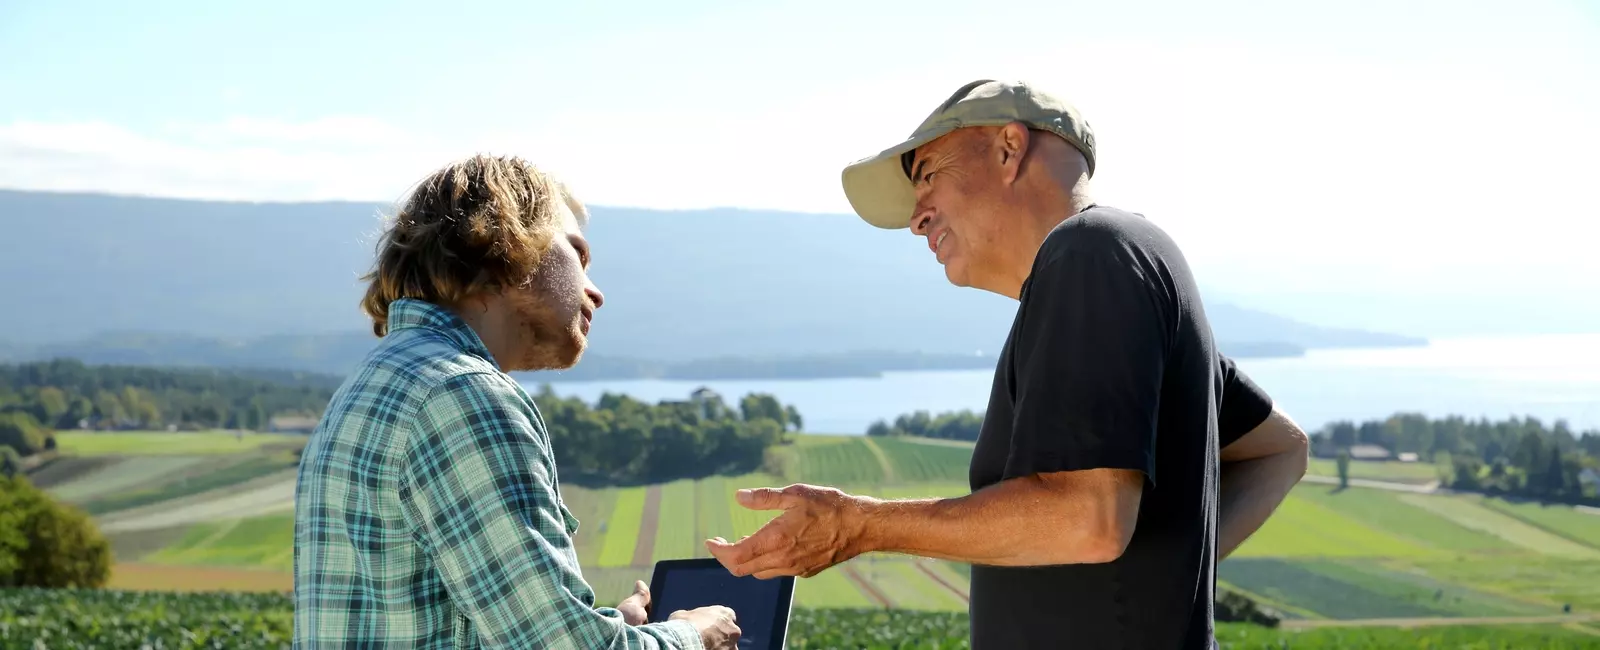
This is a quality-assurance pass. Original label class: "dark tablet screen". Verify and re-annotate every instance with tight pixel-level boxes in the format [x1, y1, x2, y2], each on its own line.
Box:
[648, 559, 794, 650]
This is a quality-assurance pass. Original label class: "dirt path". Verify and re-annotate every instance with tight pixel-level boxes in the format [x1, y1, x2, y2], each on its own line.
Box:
[110, 563, 293, 592]
[1281, 613, 1600, 629]
[859, 437, 895, 482]
[631, 485, 663, 567]
[896, 437, 975, 449]
[1300, 474, 1441, 493]
[841, 564, 894, 608]
[912, 559, 969, 604]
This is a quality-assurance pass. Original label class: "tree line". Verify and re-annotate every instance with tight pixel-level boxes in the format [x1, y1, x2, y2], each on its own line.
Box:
[0, 359, 338, 455]
[1315, 413, 1600, 504]
[865, 409, 984, 441]
[530, 385, 803, 486]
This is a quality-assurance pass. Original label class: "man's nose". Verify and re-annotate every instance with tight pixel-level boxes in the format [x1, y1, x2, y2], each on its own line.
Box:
[908, 205, 934, 235]
[586, 285, 605, 309]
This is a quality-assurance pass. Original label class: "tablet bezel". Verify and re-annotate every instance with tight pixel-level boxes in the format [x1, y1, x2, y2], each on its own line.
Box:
[646, 558, 796, 650]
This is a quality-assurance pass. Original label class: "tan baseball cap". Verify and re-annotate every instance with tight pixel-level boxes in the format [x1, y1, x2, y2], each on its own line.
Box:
[840, 79, 1097, 229]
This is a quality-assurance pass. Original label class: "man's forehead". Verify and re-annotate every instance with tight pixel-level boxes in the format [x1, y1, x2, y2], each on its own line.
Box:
[900, 131, 968, 180]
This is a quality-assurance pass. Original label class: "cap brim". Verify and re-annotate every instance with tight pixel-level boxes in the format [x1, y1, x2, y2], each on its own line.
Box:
[840, 128, 952, 229]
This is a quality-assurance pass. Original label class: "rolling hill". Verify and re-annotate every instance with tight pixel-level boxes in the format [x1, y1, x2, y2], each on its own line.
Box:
[0, 189, 1423, 379]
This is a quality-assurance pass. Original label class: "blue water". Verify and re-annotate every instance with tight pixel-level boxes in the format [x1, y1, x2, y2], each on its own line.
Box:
[523, 333, 1600, 436]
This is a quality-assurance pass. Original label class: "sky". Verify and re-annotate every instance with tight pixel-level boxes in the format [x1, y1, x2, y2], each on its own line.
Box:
[3, 0, 1597, 335]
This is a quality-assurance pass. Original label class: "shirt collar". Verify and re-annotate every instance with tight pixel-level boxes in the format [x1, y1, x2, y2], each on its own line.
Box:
[385, 298, 498, 367]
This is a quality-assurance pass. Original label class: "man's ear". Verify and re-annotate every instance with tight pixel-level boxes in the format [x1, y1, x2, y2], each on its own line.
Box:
[997, 122, 1030, 184]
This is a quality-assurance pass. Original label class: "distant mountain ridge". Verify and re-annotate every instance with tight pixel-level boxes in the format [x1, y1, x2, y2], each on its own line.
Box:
[0, 189, 1422, 379]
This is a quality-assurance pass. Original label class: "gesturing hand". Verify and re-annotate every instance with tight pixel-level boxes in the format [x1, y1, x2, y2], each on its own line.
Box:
[617, 580, 651, 625]
[704, 483, 872, 579]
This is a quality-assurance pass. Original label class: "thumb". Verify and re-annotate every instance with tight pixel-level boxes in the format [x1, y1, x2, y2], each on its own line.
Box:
[736, 487, 799, 510]
[633, 580, 650, 603]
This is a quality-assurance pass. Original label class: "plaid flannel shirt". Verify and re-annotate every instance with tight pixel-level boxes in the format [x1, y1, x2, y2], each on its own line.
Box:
[293, 298, 702, 649]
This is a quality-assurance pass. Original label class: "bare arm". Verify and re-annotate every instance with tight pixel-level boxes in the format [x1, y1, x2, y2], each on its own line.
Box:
[1217, 405, 1309, 559]
[862, 468, 1143, 566]
[708, 468, 1143, 578]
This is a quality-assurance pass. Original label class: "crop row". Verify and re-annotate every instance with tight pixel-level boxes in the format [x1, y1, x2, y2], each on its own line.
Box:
[5, 590, 1599, 649]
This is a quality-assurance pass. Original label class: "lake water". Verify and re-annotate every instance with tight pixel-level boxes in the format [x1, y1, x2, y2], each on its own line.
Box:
[522, 333, 1600, 436]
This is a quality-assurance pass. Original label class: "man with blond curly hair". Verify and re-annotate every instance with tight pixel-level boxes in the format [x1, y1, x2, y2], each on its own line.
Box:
[293, 154, 740, 649]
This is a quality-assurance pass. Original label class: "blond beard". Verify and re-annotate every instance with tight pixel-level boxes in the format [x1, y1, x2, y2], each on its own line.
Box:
[506, 293, 586, 372]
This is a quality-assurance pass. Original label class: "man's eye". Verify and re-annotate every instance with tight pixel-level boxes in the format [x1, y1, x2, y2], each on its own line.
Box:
[922, 171, 936, 184]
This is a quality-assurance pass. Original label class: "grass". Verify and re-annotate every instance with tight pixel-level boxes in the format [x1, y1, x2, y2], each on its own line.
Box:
[1310, 559, 1551, 617]
[1306, 457, 1443, 484]
[857, 558, 967, 611]
[872, 437, 971, 483]
[1294, 485, 1517, 553]
[13, 590, 1600, 650]
[726, 472, 787, 538]
[80, 451, 298, 516]
[45, 455, 211, 504]
[1416, 557, 1600, 611]
[597, 486, 646, 567]
[696, 476, 736, 552]
[793, 567, 876, 609]
[1215, 623, 1600, 649]
[652, 479, 699, 562]
[1479, 497, 1600, 549]
[1397, 494, 1600, 558]
[796, 438, 885, 485]
[144, 513, 296, 572]
[1220, 558, 1456, 619]
[562, 483, 619, 566]
[869, 481, 970, 500]
[54, 431, 307, 456]
[1231, 491, 1438, 558]
[78, 428, 1600, 632]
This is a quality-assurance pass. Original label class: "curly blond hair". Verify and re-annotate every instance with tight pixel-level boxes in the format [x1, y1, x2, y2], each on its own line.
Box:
[359, 154, 585, 337]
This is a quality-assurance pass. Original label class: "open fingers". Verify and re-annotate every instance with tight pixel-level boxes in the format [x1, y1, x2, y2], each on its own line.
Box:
[726, 548, 805, 579]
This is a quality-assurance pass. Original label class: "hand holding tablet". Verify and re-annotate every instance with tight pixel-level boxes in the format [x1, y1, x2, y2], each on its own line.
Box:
[647, 558, 797, 650]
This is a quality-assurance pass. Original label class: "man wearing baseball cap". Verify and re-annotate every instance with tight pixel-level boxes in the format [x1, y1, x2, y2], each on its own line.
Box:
[707, 80, 1310, 649]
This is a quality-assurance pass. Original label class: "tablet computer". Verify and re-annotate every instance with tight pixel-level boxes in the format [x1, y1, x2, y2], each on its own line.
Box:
[647, 558, 795, 650]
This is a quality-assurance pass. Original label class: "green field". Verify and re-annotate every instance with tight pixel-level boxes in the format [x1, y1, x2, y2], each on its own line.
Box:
[15, 589, 1600, 649]
[45, 455, 212, 504]
[54, 431, 307, 456]
[796, 438, 886, 484]
[597, 486, 647, 567]
[1293, 484, 1517, 553]
[41, 430, 1600, 641]
[144, 512, 296, 572]
[1232, 489, 1438, 558]
[871, 437, 971, 483]
[81, 451, 299, 516]
[1396, 493, 1600, 558]
[1480, 497, 1600, 548]
[1306, 457, 1443, 484]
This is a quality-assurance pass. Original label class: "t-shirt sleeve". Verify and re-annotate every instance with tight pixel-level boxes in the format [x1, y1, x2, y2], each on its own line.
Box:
[1218, 354, 1274, 450]
[1005, 245, 1172, 486]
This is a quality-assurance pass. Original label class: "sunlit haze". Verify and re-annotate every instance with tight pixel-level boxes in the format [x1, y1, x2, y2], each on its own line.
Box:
[3, 0, 1596, 334]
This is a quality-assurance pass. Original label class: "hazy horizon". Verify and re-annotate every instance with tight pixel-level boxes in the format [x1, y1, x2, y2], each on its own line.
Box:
[4, 0, 1598, 337]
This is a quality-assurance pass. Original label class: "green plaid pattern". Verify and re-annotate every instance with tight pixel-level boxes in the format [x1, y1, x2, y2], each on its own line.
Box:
[293, 298, 702, 649]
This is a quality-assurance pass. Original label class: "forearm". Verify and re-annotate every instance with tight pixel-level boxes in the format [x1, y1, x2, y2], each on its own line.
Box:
[855, 472, 1134, 566]
[1217, 450, 1307, 559]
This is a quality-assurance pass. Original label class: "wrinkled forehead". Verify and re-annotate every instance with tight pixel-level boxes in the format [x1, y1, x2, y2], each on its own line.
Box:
[899, 129, 975, 180]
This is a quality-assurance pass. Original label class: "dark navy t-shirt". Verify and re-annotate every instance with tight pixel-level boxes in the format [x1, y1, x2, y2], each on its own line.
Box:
[966, 205, 1272, 650]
